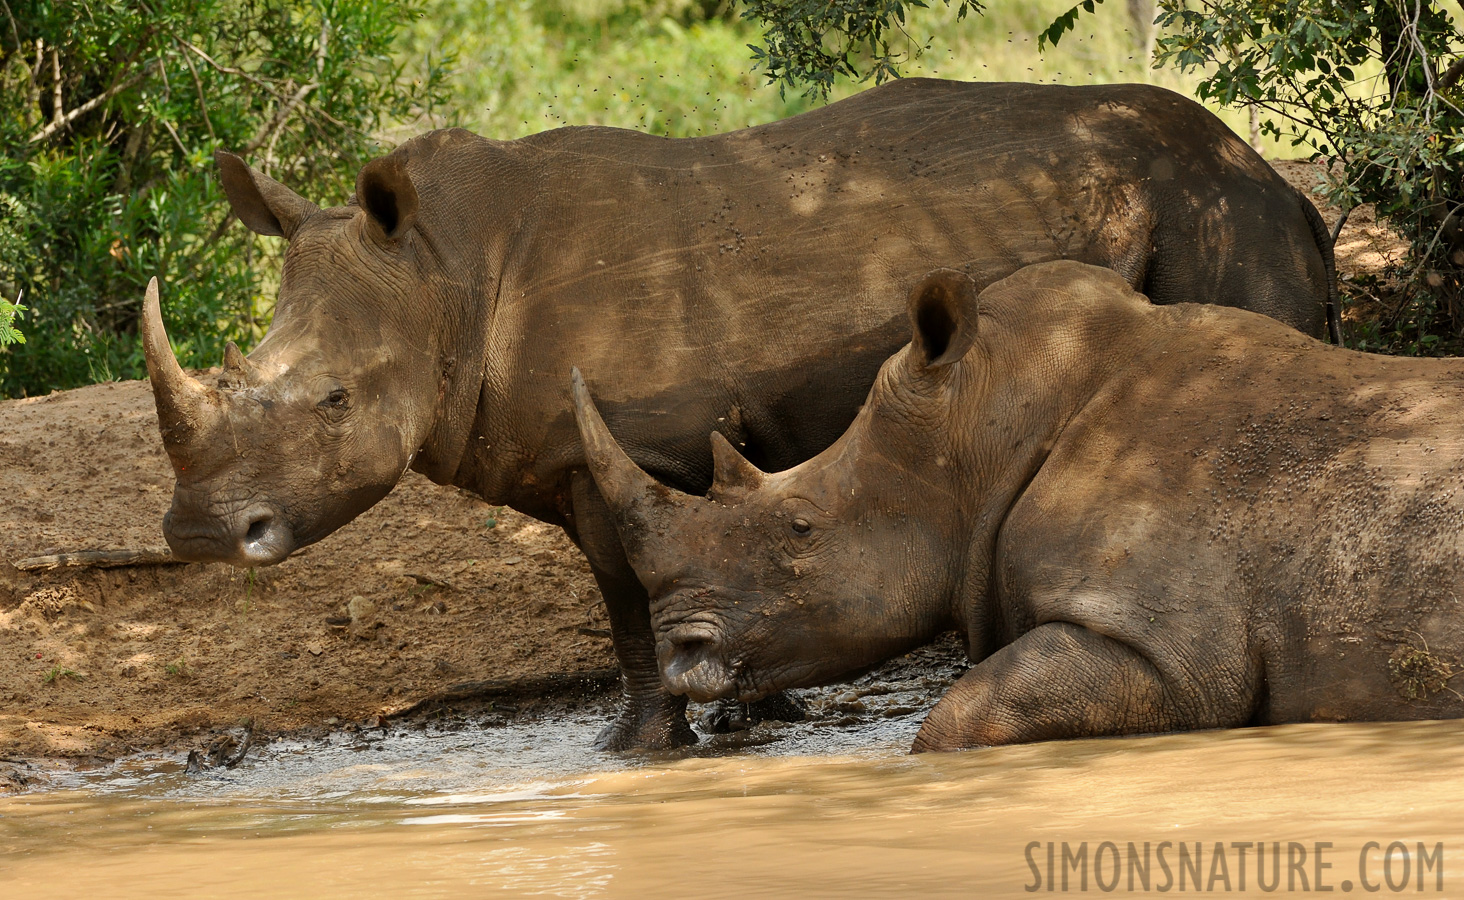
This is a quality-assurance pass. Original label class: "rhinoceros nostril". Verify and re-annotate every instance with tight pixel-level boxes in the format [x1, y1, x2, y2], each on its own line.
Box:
[245, 513, 273, 544]
[231, 506, 294, 566]
[664, 635, 713, 681]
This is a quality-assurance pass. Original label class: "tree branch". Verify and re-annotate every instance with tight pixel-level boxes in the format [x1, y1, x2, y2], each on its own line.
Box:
[28, 61, 155, 143]
[242, 18, 328, 159]
[49, 45, 60, 126]
[176, 37, 276, 93]
[159, 115, 189, 157]
[177, 39, 215, 141]
[0, 0, 20, 56]
[26, 38, 43, 124]
[243, 80, 318, 156]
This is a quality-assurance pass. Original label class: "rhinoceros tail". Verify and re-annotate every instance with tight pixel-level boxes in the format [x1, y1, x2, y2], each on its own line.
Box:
[1294, 182, 1342, 346]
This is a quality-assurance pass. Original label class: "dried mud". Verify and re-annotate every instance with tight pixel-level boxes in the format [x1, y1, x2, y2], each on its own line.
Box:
[0, 379, 616, 769]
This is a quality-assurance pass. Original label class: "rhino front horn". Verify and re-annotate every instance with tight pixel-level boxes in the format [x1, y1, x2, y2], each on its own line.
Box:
[571, 367, 676, 519]
[141, 277, 218, 456]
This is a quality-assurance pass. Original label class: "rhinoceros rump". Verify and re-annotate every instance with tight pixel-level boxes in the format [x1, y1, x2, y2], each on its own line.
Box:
[573, 260, 1464, 751]
[145, 78, 1338, 750]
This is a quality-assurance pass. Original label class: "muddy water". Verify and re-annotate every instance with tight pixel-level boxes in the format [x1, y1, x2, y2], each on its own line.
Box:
[3, 651, 1463, 898]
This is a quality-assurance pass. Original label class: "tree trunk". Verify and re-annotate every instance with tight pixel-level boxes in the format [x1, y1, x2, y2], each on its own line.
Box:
[1127, 0, 1156, 62]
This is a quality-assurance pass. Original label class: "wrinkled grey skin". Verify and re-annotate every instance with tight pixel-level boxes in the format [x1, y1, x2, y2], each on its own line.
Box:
[144, 78, 1339, 751]
[574, 260, 1464, 751]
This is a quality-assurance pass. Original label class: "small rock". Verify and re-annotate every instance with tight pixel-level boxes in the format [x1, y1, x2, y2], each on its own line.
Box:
[501, 556, 522, 566]
[347, 596, 376, 624]
[306, 641, 324, 657]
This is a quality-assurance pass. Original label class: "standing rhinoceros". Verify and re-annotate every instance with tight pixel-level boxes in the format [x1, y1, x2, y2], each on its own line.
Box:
[571, 260, 1464, 751]
[144, 78, 1338, 750]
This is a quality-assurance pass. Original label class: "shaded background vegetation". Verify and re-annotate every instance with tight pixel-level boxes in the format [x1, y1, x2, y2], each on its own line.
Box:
[0, 0, 446, 396]
[1, 0, 1460, 396]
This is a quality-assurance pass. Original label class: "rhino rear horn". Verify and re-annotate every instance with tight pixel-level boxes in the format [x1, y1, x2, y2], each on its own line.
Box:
[709, 431, 765, 500]
[140, 278, 219, 458]
[216, 151, 319, 239]
[909, 267, 980, 369]
[221, 340, 256, 387]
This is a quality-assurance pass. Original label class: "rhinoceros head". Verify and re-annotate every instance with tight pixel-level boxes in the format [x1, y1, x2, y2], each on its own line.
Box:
[571, 269, 985, 703]
[144, 145, 483, 565]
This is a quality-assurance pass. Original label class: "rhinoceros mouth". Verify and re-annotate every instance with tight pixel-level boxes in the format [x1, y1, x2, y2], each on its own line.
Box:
[656, 622, 737, 702]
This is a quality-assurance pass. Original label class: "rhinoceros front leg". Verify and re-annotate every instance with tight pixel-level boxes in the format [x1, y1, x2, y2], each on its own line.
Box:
[911, 621, 1221, 752]
[570, 471, 699, 751]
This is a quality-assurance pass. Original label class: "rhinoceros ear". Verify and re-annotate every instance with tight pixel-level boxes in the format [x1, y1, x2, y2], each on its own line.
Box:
[216, 151, 319, 239]
[357, 153, 419, 241]
[908, 267, 980, 369]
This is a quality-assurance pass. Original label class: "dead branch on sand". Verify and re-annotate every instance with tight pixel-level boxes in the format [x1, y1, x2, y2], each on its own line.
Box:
[12, 548, 183, 572]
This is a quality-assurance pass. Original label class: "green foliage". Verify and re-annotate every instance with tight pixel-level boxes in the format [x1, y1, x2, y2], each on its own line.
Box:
[729, 0, 1269, 148]
[417, 0, 1207, 137]
[0, 288, 23, 345]
[0, 0, 448, 397]
[409, 0, 812, 139]
[1038, 0, 1107, 51]
[1153, 1, 1464, 342]
[1344, 274, 1464, 356]
[742, 0, 984, 97]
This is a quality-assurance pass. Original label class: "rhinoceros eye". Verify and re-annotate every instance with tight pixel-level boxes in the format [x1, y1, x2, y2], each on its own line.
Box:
[790, 517, 812, 536]
[321, 389, 349, 409]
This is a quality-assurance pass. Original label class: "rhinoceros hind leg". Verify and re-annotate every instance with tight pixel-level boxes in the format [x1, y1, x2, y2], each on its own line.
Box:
[911, 621, 1220, 752]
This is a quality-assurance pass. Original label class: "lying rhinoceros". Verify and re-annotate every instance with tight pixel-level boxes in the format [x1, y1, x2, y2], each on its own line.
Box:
[571, 260, 1464, 751]
[144, 78, 1338, 750]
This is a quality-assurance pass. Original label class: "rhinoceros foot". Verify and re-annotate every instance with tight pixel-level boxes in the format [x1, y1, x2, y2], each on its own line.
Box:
[593, 690, 699, 751]
[700, 692, 808, 734]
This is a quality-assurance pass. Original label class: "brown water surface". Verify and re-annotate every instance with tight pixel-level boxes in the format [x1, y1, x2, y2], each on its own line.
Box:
[2, 711, 1461, 899]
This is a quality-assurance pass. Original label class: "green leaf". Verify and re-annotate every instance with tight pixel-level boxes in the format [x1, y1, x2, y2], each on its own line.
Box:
[1037, 0, 1107, 51]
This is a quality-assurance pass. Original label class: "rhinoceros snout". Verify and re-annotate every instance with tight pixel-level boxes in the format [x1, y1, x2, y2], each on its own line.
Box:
[163, 501, 295, 567]
[657, 623, 735, 702]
